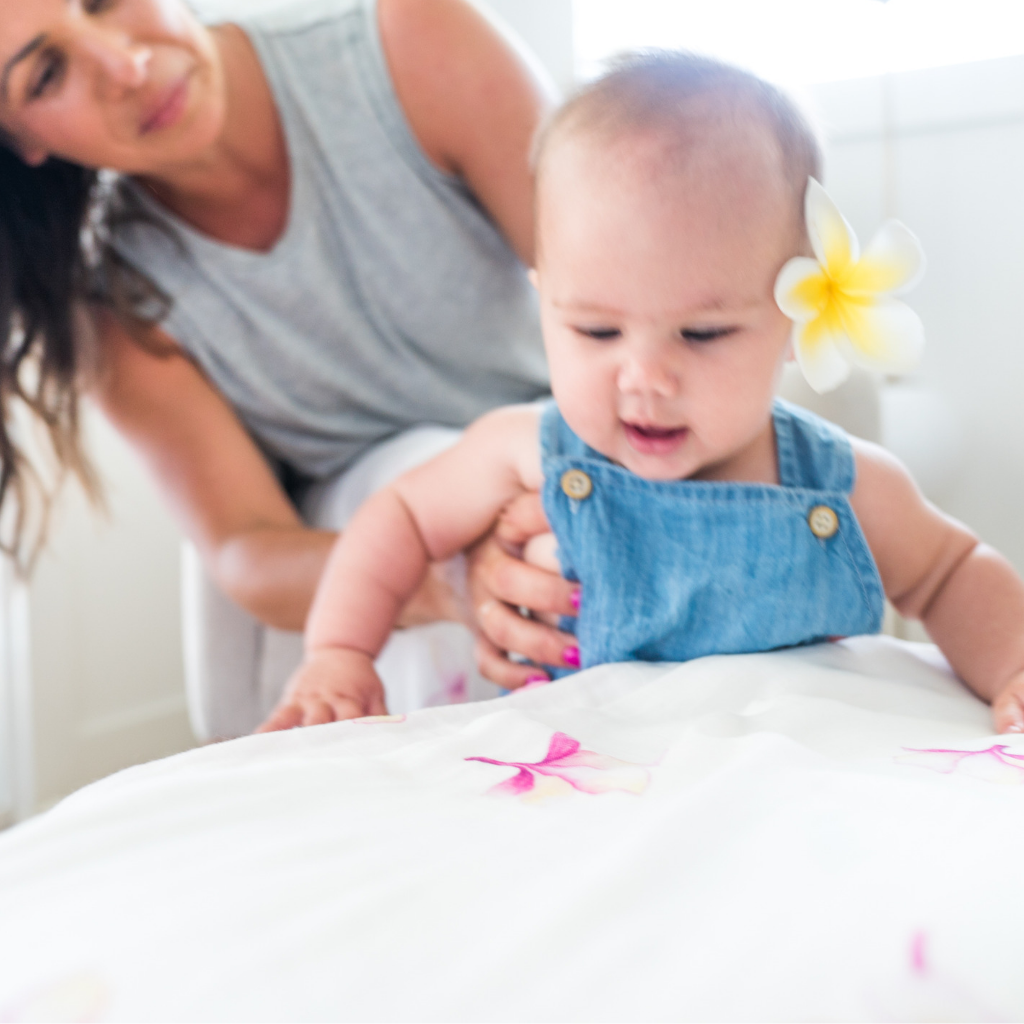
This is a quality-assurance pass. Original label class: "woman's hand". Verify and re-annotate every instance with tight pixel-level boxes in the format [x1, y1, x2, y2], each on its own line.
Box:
[257, 648, 388, 732]
[466, 491, 580, 688]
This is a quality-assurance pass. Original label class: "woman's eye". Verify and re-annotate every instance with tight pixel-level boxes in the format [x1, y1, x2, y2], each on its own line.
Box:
[575, 326, 621, 341]
[29, 51, 65, 99]
[680, 327, 735, 343]
[84, 0, 115, 12]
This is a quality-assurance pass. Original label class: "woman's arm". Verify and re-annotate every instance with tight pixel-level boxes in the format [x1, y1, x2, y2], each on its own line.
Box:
[92, 309, 574, 668]
[91, 308, 330, 630]
[91, 308, 465, 632]
[96, 303, 577, 675]
[466, 493, 580, 685]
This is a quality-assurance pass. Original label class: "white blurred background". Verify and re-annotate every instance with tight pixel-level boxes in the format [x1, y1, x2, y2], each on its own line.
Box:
[4, 0, 1024, 820]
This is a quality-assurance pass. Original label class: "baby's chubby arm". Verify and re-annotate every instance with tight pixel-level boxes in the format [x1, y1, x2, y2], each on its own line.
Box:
[258, 405, 544, 730]
[851, 439, 1024, 732]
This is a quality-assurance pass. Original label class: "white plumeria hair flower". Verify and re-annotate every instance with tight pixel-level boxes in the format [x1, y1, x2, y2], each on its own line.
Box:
[774, 177, 926, 394]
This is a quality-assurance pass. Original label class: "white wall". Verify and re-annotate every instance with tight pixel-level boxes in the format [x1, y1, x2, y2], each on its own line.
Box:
[24, 406, 193, 812]
[811, 56, 1024, 573]
[0, 563, 30, 826]
[481, 0, 575, 96]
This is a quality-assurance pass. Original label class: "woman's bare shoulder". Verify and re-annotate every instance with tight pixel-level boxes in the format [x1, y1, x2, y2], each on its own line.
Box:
[376, 0, 554, 161]
[375, 0, 554, 263]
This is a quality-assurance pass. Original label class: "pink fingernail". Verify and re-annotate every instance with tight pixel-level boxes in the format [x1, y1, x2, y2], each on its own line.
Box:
[525, 672, 549, 683]
[563, 645, 580, 668]
[570, 588, 581, 611]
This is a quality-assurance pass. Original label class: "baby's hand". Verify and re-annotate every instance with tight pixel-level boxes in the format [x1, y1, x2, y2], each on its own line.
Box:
[992, 671, 1024, 733]
[256, 648, 387, 732]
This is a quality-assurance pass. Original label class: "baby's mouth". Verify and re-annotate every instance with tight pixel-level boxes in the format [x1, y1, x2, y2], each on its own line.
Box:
[622, 421, 689, 455]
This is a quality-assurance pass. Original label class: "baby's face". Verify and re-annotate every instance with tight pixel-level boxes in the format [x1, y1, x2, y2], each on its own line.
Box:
[535, 131, 798, 482]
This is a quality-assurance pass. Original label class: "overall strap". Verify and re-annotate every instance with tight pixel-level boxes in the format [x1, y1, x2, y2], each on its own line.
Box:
[539, 401, 593, 462]
[773, 399, 856, 494]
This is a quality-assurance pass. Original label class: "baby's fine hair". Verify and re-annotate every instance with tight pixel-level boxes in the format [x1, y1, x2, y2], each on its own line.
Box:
[534, 50, 823, 223]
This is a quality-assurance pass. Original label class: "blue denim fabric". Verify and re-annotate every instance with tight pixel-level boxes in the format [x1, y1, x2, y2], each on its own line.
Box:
[541, 399, 884, 672]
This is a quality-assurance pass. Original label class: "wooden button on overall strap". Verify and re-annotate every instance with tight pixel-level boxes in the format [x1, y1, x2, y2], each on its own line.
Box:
[807, 505, 839, 539]
[561, 469, 593, 501]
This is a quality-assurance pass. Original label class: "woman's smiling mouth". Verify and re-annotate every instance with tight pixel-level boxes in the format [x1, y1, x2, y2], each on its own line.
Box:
[622, 421, 689, 455]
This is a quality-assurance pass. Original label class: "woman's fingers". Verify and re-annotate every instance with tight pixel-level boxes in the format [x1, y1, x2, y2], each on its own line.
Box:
[474, 634, 549, 689]
[476, 597, 577, 668]
[464, 491, 581, 686]
[470, 535, 579, 620]
[493, 490, 552, 550]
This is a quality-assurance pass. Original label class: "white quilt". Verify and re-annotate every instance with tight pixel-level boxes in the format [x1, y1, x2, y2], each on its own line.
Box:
[0, 636, 1022, 1022]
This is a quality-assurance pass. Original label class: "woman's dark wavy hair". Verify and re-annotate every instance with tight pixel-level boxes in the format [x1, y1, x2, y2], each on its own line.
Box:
[0, 145, 98, 570]
[0, 142, 168, 571]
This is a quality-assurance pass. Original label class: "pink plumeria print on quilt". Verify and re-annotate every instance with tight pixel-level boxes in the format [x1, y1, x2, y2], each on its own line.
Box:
[895, 743, 1024, 784]
[466, 732, 650, 800]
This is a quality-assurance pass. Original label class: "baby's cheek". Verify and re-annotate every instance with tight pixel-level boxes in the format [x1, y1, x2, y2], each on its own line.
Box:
[522, 532, 562, 627]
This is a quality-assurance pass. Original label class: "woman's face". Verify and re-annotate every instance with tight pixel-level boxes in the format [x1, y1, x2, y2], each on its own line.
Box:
[0, 0, 225, 173]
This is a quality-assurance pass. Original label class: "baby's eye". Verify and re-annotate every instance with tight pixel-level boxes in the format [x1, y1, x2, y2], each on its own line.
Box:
[29, 50, 65, 99]
[574, 326, 621, 341]
[680, 326, 736, 344]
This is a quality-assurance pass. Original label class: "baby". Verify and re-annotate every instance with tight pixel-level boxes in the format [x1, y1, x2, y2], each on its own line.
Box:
[272, 52, 1024, 733]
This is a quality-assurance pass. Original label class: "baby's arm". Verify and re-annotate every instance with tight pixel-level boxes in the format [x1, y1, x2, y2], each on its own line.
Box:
[258, 405, 543, 731]
[851, 439, 1024, 732]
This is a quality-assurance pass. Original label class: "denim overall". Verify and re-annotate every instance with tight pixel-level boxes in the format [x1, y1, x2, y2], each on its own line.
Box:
[540, 399, 884, 671]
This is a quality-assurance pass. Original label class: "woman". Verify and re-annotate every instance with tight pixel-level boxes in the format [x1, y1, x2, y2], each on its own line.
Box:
[0, 0, 578, 730]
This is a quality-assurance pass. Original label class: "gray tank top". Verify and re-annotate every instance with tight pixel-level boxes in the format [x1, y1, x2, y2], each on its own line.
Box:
[111, 0, 549, 480]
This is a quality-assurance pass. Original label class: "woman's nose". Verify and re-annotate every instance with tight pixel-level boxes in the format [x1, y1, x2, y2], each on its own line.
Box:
[78, 25, 152, 92]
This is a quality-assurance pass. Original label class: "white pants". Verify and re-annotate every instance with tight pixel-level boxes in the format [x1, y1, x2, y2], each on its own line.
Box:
[181, 426, 498, 741]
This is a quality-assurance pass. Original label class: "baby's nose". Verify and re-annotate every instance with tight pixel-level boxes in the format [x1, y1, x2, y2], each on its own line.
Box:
[617, 353, 678, 397]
